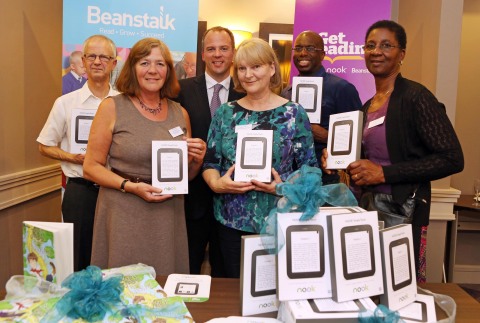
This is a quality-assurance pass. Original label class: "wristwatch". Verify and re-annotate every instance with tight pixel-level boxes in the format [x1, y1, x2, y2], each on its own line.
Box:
[120, 179, 129, 193]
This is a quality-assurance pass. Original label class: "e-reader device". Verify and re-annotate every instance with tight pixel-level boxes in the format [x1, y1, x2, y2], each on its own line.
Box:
[240, 137, 267, 169]
[75, 115, 94, 144]
[308, 298, 366, 314]
[286, 225, 324, 279]
[175, 282, 199, 295]
[389, 237, 412, 291]
[341, 224, 376, 280]
[157, 148, 183, 182]
[399, 300, 428, 322]
[331, 120, 353, 156]
[295, 83, 318, 112]
[250, 249, 276, 297]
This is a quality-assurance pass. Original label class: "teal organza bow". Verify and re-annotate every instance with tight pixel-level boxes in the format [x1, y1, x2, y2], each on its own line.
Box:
[41, 266, 123, 322]
[40, 266, 188, 322]
[260, 165, 358, 252]
[359, 304, 402, 322]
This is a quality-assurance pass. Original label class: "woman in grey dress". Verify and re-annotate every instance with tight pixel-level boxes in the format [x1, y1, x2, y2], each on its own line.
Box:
[84, 38, 206, 275]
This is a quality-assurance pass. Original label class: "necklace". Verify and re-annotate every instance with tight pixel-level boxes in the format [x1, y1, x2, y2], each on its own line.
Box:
[137, 96, 162, 115]
[369, 87, 393, 110]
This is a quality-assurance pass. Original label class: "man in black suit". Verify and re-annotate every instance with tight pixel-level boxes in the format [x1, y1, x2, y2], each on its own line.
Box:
[176, 26, 245, 277]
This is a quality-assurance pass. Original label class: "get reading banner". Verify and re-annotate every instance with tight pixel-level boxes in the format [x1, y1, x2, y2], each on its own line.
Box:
[292, 0, 391, 103]
[62, 0, 198, 79]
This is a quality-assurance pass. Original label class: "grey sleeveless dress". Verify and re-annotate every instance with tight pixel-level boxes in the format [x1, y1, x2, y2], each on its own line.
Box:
[91, 94, 189, 275]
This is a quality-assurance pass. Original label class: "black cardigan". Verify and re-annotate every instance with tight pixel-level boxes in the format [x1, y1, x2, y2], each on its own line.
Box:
[362, 74, 464, 226]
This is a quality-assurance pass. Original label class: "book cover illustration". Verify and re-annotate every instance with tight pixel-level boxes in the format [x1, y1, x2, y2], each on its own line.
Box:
[22, 224, 58, 283]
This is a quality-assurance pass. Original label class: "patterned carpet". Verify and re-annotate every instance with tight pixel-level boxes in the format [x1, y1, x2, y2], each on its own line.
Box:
[459, 284, 480, 302]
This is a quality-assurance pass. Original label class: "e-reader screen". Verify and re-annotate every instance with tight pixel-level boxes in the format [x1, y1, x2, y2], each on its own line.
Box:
[240, 137, 267, 169]
[331, 120, 353, 156]
[341, 225, 375, 280]
[389, 237, 412, 291]
[295, 84, 318, 112]
[398, 301, 428, 322]
[250, 249, 276, 297]
[75, 116, 94, 144]
[308, 298, 365, 314]
[175, 282, 199, 295]
[286, 225, 324, 279]
[157, 148, 183, 182]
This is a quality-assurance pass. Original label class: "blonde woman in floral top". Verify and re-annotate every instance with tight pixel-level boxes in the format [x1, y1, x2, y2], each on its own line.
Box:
[202, 38, 318, 278]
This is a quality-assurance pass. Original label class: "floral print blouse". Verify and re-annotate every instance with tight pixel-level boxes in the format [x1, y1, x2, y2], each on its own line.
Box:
[203, 100, 318, 233]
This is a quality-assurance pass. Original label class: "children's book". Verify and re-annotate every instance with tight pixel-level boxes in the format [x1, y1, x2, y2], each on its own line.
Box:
[22, 221, 73, 284]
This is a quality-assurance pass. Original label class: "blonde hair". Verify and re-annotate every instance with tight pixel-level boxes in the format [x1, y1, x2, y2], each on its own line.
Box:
[83, 35, 117, 57]
[232, 38, 282, 93]
[115, 38, 180, 98]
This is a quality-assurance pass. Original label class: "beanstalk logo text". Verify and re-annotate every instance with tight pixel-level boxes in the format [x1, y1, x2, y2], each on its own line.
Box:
[87, 6, 176, 30]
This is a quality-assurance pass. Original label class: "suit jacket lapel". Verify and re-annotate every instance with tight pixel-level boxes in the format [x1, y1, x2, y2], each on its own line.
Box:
[194, 75, 211, 114]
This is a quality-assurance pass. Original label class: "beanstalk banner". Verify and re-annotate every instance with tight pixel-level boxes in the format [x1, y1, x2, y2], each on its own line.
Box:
[62, 0, 199, 81]
[292, 0, 391, 103]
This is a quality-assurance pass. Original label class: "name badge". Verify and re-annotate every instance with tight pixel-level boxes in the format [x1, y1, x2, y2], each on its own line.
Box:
[235, 124, 253, 133]
[368, 116, 385, 129]
[169, 126, 184, 138]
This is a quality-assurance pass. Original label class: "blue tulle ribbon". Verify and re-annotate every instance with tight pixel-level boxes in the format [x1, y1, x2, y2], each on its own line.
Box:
[40, 266, 123, 322]
[261, 165, 358, 252]
[358, 304, 402, 322]
[40, 266, 188, 322]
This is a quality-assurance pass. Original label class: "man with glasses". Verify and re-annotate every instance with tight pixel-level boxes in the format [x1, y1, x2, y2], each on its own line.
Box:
[37, 35, 118, 271]
[282, 31, 362, 184]
[175, 52, 197, 79]
[175, 26, 245, 277]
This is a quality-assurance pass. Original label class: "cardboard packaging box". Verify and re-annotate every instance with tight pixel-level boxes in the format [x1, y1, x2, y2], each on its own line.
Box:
[152, 140, 188, 194]
[326, 110, 363, 170]
[240, 235, 279, 315]
[234, 130, 273, 183]
[291, 76, 323, 124]
[276, 208, 365, 301]
[279, 297, 377, 322]
[379, 224, 417, 311]
[327, 211, 384, 302]
[397, 294, 437, 323]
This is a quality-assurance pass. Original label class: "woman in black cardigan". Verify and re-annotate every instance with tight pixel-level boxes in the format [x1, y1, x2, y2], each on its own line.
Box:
[323, 20, 463, 282]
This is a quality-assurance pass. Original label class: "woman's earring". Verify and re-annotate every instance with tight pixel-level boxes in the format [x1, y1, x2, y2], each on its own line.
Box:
[399, 60, 403, 66]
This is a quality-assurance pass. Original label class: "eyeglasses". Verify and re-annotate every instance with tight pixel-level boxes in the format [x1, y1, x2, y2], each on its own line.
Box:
[183, 62, 196, 70]
[363, 43, 402, 52]
[84, 54, 114, 63]
[292, 46, 324, 53]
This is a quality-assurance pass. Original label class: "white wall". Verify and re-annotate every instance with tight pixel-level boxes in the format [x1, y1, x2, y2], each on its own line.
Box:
[451, 0, 480, 195]
[199, 0, 295, 34]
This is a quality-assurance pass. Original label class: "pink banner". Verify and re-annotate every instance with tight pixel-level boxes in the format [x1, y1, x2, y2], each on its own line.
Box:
[292, 0, 391, 103]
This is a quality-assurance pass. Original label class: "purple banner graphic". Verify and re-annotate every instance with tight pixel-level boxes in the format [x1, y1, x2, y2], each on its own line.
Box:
[292, 0, 391, 103]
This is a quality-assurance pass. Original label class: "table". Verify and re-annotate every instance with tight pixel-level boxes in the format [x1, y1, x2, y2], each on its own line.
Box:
[2, 278, 480, 322]
[447, 195, 480, 282]
[156, 277, 480, 322]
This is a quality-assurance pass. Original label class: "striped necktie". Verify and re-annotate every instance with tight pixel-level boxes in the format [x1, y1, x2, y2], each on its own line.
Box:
[210, 83, 223, 117]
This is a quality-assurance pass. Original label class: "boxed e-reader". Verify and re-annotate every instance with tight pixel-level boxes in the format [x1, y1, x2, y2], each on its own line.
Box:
[70, 108, 97, 153]
[152, 140, 188, 194]
[276, 212, 331, 301]
[326, 110, 363, 169]
[279, 297, 377, 323]
[327, 211, 384, 302]
[379, 224, 417, 311]
[276, 207, 369, 301]
[291, 76, 323, 124]
[234, 130, 273, 183]
[397, 294, 436, 323]
[240, 235, 279, 316]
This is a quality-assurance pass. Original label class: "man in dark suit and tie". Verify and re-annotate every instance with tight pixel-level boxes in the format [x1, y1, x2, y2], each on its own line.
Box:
[175, 26, 245, 277]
